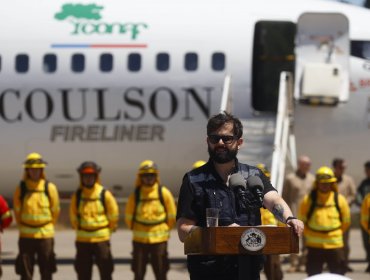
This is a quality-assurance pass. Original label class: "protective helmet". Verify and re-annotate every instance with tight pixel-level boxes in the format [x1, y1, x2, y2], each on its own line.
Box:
[192, 160, 206, 169]
[315, 166, 337, 183]
[23, 153, 47, 168]
[256, 163, 271, 178]
[77, 161, 101, 174]
[138, 160, 158, 174]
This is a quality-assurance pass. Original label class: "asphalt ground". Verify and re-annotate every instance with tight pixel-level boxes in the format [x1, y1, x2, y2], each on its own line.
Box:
[1, 228, 369, 280]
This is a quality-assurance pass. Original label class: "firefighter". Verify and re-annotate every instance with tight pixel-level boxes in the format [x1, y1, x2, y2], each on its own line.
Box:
[0, 194, 13, 278]
[299, 166, 351, 276]
[13, 152, 60, 280]
[192, 160, 206, 170]
[257, 163, 283, 280]
[70, 161, 119, 280]
[125, 160, 177, 280]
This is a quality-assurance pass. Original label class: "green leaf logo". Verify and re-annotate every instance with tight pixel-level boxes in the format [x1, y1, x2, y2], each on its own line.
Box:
[54, 3, 103, 20]
[53, 3, 148, 40]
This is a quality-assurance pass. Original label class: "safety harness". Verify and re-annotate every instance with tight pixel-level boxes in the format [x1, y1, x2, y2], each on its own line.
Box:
[306, 189, 342, 232]
[75, 188, 107, 231]
[131, 185, 167, 229]
[19, 180, 51, 227]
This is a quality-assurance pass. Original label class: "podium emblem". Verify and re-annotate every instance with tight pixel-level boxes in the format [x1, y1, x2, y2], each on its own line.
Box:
[240, 228, 266, 251]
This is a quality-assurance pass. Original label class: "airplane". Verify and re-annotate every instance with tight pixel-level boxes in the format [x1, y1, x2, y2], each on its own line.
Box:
[0, 0, 369, 202]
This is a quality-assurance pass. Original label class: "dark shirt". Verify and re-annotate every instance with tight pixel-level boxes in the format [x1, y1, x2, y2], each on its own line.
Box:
[356, 178, 370, 206]
[176, 159, 277, 280]
[177, 160, 276, 224]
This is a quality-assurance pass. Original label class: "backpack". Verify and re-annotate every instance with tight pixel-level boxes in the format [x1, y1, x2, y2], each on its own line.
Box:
[19, 180, 51, 227]
[75, 188, 106, 213]
[20, 180, 49, 203]
[75, 188, 107, 230]
[131, 185, 167, 229]
[307, 189, 342, 222]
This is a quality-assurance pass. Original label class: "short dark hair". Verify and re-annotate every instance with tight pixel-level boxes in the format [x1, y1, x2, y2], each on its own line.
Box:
[332, 158, 344, 168]
[207, 111, 243, 139]
[365, 161, 370, 169]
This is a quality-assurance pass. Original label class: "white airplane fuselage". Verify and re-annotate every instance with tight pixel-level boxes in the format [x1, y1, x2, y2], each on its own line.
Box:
[0, 0, 369, 201]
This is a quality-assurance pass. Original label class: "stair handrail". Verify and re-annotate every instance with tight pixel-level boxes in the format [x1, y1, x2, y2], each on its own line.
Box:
[270, 72, 296, 194]
[220, 74, 232, 113]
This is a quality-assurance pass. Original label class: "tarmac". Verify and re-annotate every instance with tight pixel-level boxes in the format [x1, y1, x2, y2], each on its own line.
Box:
[1, 228, 369, 280]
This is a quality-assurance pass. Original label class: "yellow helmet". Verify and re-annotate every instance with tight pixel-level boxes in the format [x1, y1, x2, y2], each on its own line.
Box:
[192, 160, 206, 169]
[138, 160, 158, 174]
[136, 160, 160, 187]
[256, 163, 271, 178]
[315, 166, 337, 183]
[23, 153, 47, 168]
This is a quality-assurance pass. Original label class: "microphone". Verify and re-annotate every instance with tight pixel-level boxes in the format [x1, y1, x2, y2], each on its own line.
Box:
[229, 173, 247, 190]
[229, 173, 247, 212]
[247, 176, 264, 207]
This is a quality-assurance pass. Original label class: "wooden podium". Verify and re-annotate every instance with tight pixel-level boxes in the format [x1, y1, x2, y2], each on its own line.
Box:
[185, 225, 299, 255]
[184, 226, 298, 279]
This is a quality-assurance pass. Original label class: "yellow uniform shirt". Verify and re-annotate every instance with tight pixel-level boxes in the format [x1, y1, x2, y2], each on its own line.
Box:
[13, 179, 60, 238]
[299, 190, 350, 249]
[125, 183, 176, 244]
[70, 184, 119, 243]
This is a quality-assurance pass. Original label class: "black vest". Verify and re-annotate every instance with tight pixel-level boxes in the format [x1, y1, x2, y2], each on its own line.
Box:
[188, 162, 262, 227]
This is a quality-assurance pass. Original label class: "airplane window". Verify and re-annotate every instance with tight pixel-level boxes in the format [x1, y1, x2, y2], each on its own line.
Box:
[363, 43, 370, 59]
[128, 53, 141, 72]
[185, 53, 198, 71]
[72, 54, 85, 72]
[156, 53, 170, 71]
[43, 54, 57, 73]
[351, 40, 370, 60]
[100, 53, 113, 72]
[16, 54, 29, 73]
[212, 52, 225, 71]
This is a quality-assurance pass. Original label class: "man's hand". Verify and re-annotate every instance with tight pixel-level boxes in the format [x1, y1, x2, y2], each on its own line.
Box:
[286, 218, 304, 236]
[227, 223, 240, 227]
[176, 217, 197, 242]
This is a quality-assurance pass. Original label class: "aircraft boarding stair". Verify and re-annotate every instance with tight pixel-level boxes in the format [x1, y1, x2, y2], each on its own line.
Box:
[220, 72, 296, 193]
[238, 115, 276, 168]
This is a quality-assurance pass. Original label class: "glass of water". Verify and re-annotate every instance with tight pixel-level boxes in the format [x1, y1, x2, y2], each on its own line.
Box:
[206, 208, 219, 227]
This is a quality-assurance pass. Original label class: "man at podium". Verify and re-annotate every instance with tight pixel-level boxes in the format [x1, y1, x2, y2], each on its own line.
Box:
[176, 112, 304, 280]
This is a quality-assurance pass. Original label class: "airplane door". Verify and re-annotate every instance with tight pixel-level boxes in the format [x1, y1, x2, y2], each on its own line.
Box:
[252, 21, 295, 112]
[294, 13, 349, 103]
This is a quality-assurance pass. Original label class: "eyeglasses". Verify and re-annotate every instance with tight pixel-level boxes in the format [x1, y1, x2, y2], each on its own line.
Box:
[141, 173, 156, 178]
[81, 173, 97, 178]
[316, 174, 332, 180]
[24, 159, 47, 165]
[208, 134, 237, 144]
